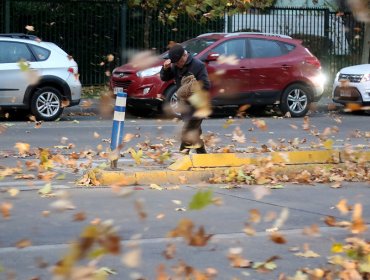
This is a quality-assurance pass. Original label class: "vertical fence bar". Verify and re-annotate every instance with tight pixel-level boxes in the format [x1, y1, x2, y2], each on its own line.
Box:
[119, 1, 127, 64]
[5, 0, 9, 32]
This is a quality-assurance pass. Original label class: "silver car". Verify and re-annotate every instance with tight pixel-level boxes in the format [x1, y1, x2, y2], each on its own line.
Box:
[0, 33, 81, 121]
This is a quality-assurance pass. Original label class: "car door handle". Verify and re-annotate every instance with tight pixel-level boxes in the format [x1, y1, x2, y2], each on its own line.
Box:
[239, 67, 249, 72]
[281, 64, 292, 69]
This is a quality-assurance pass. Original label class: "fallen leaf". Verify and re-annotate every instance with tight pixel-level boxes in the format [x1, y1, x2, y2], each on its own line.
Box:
[8, 188, 20, 197]
[323, 139, 334, 149]
[228, 247, 252, 268]
[38, 183, 53, 197]
[135, 199, 147, 220]
[295, 249, 320, 258]
[162, 243, 176, 259]
[16, 239, 32, 249]
[336, 199, 350, 215]
[122, 248, 141, 268]
[14, 142, 30, 155]
[269, 232, 287, 244]
[167, 218, 213, 246]
[150, 183, 163, 191]
[249, 209, 261, 223]
[1, 202, 12, 219]
[351, 203, 367, 234]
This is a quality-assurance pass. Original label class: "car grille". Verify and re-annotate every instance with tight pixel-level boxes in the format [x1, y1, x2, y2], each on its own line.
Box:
[112, 80, 132, 89]
[333, 86, 362, 101]
[338, 73, 363, 83]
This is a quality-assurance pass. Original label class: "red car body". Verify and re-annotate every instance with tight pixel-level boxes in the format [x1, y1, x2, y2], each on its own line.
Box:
[111, 32, 324, 117]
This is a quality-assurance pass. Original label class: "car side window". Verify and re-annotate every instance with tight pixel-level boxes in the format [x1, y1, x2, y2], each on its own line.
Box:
[211, 39, 246, 59]
[29, 44, 51, 61]
[249, 39, 284, 58]
[0, 41, 35, 63]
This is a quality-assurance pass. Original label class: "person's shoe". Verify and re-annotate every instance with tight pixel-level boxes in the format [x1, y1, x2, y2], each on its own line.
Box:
[196, 146, 207, 154]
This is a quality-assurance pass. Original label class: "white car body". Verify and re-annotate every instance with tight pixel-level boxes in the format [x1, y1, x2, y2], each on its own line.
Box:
[0, 34, 81, 120]
[332, 64, 370, 106]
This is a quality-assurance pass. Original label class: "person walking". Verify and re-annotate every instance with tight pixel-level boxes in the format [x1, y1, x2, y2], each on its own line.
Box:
[160, 44, 211, 154]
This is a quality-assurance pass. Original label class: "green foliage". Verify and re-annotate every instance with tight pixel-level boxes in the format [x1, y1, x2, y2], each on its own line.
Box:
[188, 190, 213, 210]
[127, 0, 276, 25]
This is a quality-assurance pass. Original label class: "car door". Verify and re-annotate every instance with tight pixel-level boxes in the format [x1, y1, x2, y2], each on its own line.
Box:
[203, 38, 250, 105]
[0, 41, 35, 105]
[247, 38, 293, 102]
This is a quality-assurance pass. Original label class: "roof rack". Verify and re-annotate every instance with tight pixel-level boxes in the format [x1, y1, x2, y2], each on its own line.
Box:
[0, 33, 40, 40]
[225, 32, 292, 39]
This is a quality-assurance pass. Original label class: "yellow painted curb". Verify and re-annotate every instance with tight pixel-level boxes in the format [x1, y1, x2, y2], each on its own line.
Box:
[169, 150, 341, 171]
[95, 150, 369, 186]
[167, 155, 192, 171]
[96, 169, 225, 186]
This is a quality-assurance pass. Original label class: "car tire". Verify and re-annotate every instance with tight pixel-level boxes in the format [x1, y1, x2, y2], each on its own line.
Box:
[162, 85, 181, 117]
[31, 87, 64, 121]
[280, 84, 311, 117]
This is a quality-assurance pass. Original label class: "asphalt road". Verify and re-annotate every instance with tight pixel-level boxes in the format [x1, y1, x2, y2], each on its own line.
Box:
[0, 182, 369, 279]
[0, 107, 369, 279]
[0, 107, 369, 156]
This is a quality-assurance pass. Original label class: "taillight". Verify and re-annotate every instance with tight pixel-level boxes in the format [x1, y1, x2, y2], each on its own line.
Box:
[304, 57, 321, 68]
[68, 67, 74, 74]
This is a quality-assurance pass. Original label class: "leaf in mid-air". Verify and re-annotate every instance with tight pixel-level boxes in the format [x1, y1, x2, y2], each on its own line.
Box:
[188, 190, 213, 210]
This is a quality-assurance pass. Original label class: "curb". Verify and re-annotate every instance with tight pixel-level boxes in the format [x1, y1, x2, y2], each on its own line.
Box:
[95, 150, 370, 186]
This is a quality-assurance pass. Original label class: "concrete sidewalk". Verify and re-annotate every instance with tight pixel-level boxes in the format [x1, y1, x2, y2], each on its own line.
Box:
[93, 149, 370, 186]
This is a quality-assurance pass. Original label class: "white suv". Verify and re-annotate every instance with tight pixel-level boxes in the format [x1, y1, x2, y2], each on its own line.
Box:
[0, 33, 81, 121]
[332, 64, 370, 109]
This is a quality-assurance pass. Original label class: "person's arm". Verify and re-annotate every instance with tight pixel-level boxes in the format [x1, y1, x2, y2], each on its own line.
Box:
[195, 62, 211, 90]
[160, 59, 175, 81]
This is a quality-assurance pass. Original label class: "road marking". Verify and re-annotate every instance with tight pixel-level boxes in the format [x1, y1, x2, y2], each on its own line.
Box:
[0, 226, 348, 254]
[0, 181, 72, 191]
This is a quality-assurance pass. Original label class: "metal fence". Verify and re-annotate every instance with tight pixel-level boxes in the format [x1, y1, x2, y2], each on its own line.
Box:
[0, 0, 365, 85]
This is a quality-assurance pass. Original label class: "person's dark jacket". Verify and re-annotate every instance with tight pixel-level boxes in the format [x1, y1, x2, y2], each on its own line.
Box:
[160, 54, 210, 91]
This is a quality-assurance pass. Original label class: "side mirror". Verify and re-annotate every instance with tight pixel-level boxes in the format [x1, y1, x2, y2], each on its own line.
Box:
[205, 52, 220, 62]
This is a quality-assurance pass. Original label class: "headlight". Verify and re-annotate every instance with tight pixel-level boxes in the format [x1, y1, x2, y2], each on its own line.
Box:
[361, 73, 370, 83]
[137, 66, 162, 77]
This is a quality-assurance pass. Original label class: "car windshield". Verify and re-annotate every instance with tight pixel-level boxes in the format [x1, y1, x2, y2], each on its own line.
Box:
[161, 38, 216, 58]
[182, 38, 216, 56]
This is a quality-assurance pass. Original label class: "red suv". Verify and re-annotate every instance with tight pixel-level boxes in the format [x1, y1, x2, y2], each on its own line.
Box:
[111, 32, 324, 117]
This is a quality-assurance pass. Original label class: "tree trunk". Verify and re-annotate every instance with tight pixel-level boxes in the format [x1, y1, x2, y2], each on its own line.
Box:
[361, 23, 370, 64]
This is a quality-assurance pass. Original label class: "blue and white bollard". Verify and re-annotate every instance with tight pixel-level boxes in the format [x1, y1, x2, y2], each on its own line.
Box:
[110, 87, 127, 168]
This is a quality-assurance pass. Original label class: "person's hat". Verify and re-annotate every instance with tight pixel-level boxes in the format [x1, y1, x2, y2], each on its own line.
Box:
[168, 44, 185, 63]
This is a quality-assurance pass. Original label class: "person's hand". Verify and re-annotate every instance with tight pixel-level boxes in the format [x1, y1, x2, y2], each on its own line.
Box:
[163, 59, 171, 69]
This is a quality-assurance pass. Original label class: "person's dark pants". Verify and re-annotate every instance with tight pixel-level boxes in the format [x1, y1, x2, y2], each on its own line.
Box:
[180, 119, 206, 154]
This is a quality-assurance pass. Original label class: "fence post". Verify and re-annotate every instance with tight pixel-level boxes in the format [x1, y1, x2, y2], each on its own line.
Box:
[110, 87, 127, 169]
[5, 0, 10, 33]
[323, 8, 330, 71]
[120, 0, 127, 65]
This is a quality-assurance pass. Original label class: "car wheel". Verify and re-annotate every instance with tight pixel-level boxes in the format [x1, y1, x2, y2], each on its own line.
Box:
[163, 85, 181, 117]
[31, 87, 64, 121]
[280, 84, 311, 117]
